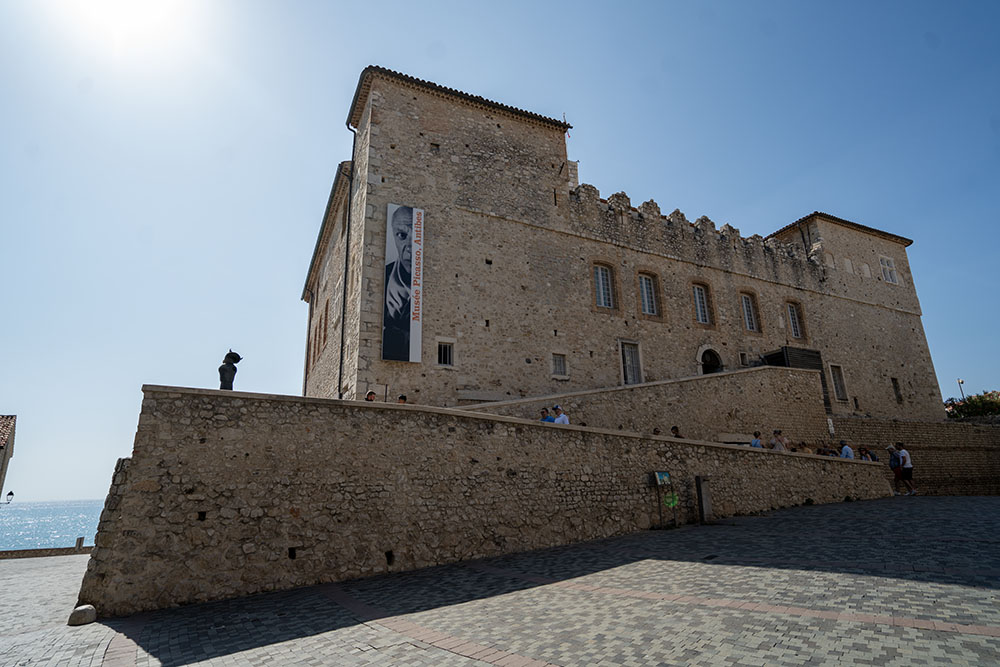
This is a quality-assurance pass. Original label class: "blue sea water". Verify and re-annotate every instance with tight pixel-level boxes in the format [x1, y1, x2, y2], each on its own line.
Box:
[0, 499, 103, 550]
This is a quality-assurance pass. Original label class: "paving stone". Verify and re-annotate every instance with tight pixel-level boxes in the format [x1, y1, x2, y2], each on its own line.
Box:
[3, 497, 1000, 665]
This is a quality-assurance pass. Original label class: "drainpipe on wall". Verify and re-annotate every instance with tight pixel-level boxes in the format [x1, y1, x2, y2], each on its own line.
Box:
[301, 288, 314, 396]
[337, 122, 359, 400]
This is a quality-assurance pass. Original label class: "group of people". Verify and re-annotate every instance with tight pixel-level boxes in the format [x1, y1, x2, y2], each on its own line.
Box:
[747, 430, 794, 451]
[750, 431, 918, 496]
[538, 405, 570, 424]
[362, 393, 919, 495]
[364, 391, 407, 404]
[886, 443, 917, 495]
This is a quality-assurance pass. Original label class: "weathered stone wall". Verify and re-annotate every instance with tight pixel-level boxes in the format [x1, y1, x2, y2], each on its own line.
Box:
[301, 70, 944, 422]
[831, 417, 1000, 495]
[303, 163, 350, 399]
[78, 386, 888, 617]
[470, 366, 831, 445]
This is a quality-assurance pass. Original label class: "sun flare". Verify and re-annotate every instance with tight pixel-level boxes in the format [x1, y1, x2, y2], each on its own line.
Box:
[46, 0, 200, 67]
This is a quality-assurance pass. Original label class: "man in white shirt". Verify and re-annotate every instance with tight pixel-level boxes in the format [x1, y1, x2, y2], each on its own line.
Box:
[553, 405, 570, 424]
[839, 440, 854, 459]
[897, 443, 916, 495]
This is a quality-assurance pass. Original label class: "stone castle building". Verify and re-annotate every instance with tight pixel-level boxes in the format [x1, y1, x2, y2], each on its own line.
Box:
[75, 69, 996, 619]
[301, 66, 943, 422]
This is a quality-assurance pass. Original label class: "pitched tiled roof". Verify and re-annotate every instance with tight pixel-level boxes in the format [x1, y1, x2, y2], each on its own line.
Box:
[0, 416, 14, 447]
[348, 66, 572, 132]
[768, 211, 913, 247]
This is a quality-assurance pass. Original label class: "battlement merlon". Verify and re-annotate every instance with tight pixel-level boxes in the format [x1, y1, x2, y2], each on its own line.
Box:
[567, 183, 822, 281]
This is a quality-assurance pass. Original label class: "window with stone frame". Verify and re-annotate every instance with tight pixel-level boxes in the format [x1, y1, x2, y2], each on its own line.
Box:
[552, 353, 567, 377]
[830, 364, 849, 401]
[740, 293, 761, 333]
[786, 302, 805, 339]
[437, 341, 454, 367]
[593, 264, 615, 309]
[638, 273, 658, 316]
[620, 341, 642, 385]
[692, 284, 712, 325]
[879, 256, 899, 284]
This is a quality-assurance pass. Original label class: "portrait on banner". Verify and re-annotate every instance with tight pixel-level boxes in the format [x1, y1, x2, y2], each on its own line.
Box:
[382, 204, 423, 362]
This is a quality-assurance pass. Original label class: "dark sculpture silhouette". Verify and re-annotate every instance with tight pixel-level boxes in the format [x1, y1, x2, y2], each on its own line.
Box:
[219, 350, 242, 390]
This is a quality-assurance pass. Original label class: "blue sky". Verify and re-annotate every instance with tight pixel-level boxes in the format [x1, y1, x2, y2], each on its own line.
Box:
[1, 0, 997, 501]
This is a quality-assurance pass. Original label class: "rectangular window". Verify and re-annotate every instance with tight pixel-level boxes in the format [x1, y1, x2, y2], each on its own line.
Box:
[739, 352, 750, 366]
[880, 256, 899, 284]
[621, 342, 642, 385]
[830, 364, 848, 401]
[638, 274, 657, 316]
[693, 285, 711, 324]
[787, 303, 803, 339]
[323, 299, 330, 346]
[741, 294, 759, 332]
[594, 265, 614, 308]
[891, 377, 903, 404]
[552, 353, 567, 377]
[437, 342, 453, 367]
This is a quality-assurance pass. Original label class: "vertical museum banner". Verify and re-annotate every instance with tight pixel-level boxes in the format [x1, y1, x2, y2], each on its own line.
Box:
[382, 204, 423, 362]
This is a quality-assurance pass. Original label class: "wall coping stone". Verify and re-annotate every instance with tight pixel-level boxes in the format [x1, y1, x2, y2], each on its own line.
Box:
[0, 546, 93, 560]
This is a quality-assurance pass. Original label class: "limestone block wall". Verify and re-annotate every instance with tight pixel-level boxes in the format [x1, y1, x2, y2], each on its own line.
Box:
[78, 385, 888, 617]
[470, 366, 831, 445]
[831, 417, 1000, 495]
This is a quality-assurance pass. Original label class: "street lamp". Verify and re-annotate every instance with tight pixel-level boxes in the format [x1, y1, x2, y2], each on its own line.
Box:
[957, 378, 966, 401]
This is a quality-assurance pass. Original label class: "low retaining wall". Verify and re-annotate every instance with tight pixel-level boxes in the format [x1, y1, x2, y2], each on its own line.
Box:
[831, 417, 1000, 495]
[0, 546, 92, 560]
[470, 366, 831, 445]
[78, 385, 888, 617]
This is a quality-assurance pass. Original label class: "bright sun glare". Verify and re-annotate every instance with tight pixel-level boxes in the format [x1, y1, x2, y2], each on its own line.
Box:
[49, 0, 199, 66]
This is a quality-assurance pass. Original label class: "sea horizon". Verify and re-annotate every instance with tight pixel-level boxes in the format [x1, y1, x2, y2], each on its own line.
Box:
[0, 499, 104, 551]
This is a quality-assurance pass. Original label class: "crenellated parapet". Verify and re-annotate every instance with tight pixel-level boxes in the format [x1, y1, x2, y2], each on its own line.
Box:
[568, 183, 825, 288]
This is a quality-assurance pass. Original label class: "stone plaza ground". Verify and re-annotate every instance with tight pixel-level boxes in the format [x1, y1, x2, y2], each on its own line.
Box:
[2, 496, 998, 666]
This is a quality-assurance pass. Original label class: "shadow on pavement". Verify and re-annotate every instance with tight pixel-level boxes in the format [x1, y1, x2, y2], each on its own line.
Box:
[106, 496, 1000, 665]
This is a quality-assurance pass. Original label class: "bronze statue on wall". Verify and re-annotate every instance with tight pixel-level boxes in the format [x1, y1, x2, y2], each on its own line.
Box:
[219, 350, 242, 390]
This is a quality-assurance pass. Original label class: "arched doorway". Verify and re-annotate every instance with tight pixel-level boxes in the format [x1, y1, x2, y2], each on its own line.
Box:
[701, 349, 723, 374]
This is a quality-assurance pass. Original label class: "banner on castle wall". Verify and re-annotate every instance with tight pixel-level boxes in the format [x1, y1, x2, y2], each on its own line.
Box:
[382, 204, 423, 362]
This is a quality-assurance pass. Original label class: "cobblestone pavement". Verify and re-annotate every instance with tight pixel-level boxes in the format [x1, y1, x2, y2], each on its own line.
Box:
[2, 497, 999, 666]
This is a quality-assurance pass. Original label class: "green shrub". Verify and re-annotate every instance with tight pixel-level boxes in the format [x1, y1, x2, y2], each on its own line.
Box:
[945, 390, 1000, 418]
